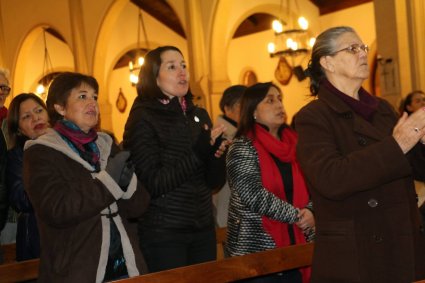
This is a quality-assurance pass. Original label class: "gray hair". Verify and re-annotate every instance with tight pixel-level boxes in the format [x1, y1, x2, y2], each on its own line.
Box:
[307, 26, 356, 95]
[0, 67, 10, 84]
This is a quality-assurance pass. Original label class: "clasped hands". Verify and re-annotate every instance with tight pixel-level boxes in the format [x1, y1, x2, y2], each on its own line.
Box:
[393, 107, 425, 153]
[105, 151, 134, 191]
[296, 208, 315, 233]
[193, 124, 231, 161]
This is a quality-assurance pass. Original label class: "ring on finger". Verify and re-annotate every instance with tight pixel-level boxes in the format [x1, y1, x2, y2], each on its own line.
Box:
[414, 127, 420, 133]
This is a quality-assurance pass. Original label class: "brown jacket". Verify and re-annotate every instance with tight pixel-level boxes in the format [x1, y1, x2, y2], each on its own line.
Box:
[295, 87, 425, 283]
[23, 130, 149, 283]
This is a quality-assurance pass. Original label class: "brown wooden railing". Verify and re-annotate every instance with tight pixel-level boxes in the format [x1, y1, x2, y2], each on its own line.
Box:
[113, 242, 313, 283]
[0, 227, 314, 283]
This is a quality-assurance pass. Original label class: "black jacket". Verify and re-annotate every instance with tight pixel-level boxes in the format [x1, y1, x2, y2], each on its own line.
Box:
[7, 143, 40, 261]
[0, 130, 7, 231]
[123, 95, 225, 232]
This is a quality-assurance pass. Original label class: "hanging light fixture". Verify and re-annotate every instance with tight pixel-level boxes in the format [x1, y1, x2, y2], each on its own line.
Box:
[36, 28, 54, 98]
[129, 9, 150, 86]
[267, 0, 315, 61]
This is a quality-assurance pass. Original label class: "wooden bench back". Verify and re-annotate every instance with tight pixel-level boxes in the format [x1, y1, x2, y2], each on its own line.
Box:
[1, 243, 16, 264]
[0, 242, 313, 283]
[113, 242, 314, 283]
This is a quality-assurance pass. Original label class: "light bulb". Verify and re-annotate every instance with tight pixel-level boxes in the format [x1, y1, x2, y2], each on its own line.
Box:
[309, 37, 316, 48]
[268, 42, 276, 54]
[130, 73, 139, 85]
[286, 38, 294, 49]
[36, 84, 45, 95]
[272, 20, 283, 33]
[298, 17, 309, 30]
[129, 61, 134, 71]
[138, 56, 144, 66]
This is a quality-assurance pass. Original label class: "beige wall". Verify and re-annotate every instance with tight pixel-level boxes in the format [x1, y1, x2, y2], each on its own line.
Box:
[3, 0, 422, 142]
[227, 2, 376, 125]
[106, 3, 187, 141]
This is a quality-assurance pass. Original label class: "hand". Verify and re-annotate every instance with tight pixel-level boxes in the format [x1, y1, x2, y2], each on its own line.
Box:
[214, 139, 231, 158]
[210, 124, 226, 146]
[105, 151, 131, 185]
[296, 208, 315, 232]
[118, 161, 135, 191]
[210, 124, 229, 158]
[192, 124, 213, 161]
[393, 110, 425, 153]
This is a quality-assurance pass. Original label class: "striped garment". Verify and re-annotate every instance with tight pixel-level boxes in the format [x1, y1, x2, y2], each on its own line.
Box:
[226, 137, 307, 256]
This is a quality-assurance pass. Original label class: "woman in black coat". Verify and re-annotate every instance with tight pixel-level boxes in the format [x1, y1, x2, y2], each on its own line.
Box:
[7, 93, 50, 261]
[123, 46, 228, 272]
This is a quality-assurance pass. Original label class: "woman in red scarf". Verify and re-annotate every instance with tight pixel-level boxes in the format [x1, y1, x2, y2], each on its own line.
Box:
[226, 82, 314, 283]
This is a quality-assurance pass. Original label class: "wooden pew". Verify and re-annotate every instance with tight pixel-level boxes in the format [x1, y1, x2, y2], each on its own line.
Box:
[215, 226, 227, 260]
[114, 243, 314, 283]
[1, 243, 16, 264]
[0, 228, 314, 283]
[0, 258, 39, 282]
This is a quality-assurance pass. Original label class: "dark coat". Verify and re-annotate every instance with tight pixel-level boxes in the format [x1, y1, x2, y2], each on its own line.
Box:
[295, 86, 425, 283]
[24, 130, 149, 283]
[7, 144, 40, 261]
[123, 95, 226, 233]
[0, 130, 7, 231]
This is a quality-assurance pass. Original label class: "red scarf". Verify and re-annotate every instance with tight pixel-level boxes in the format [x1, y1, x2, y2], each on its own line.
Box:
[248, 124, 311, 282]
[0, 106, 7, 125]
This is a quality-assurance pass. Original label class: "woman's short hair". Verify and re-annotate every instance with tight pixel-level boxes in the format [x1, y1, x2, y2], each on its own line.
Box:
[0, 67, 10, 84]
[307, 26, 355, 96]
[46, 72, 98, 125]
[399, 90, 425, 115]
[136, 45, 192, 100]
[7, 93, 47, 148]
[236, 82, 281, 138]
[219, 85, 247, 113]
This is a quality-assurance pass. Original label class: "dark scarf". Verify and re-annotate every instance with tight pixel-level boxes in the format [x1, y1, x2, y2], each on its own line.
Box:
[323, 79, 379, 121]
[0, 106, 7, 125]
[222, 115, 237, 128]
[54, 120, 100, 171]
[247, 123, 310, 283]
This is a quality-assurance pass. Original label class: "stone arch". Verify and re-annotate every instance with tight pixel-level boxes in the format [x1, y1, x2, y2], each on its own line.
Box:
[93, 0, 187, 134]
[208, 1, 283, 119]
[13, 25, 74, 98]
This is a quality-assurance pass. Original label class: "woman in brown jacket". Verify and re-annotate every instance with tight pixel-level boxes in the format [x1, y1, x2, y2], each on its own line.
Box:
[294, 26, 425, 283]
[23, 72, 149, 282]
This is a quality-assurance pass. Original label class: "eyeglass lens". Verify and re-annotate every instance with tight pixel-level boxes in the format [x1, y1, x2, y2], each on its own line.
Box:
[353, 45, 368, 53]
[0, 85, 11, 93]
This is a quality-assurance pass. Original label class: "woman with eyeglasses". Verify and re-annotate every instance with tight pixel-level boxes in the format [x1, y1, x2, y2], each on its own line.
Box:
[294, 26, 425, 283]
[0, 68, 11, 262]
[0, 68, 11, 127]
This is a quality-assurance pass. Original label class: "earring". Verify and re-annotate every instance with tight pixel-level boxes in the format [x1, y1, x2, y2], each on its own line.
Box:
[253, 115, 256, 120]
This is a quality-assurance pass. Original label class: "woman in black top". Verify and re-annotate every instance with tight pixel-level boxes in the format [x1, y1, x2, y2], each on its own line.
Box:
[123, 46, 228, 272]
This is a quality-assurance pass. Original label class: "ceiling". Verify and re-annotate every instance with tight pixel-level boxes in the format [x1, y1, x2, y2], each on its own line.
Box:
[128, 0, 373, 41]
[130, 0, 186, 38]
[310, 0, 372, 15]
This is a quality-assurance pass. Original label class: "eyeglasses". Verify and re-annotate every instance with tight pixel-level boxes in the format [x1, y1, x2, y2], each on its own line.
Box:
[333, 44, 369, 55]
[0, 85, 11, 94]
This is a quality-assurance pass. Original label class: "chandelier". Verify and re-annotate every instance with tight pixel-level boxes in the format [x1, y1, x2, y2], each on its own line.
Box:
[36, 28, 54, 99]
[129, 9, 150, 86]
[267, 0, 315, 61]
